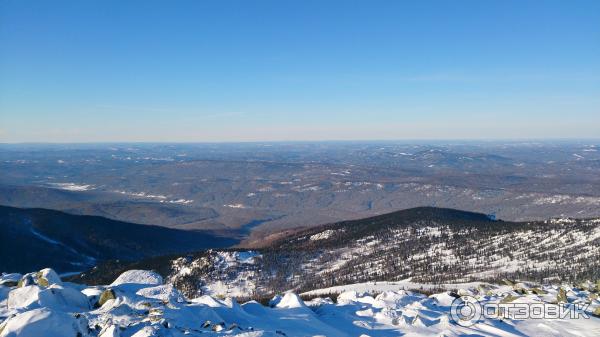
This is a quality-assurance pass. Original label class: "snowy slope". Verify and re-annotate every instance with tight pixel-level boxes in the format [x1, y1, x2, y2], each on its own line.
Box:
[73, 208, 600, 301]
[152, 210, 600, 299]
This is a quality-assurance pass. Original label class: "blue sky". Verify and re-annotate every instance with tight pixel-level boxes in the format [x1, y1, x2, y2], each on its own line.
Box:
[1, 0, 599, 142]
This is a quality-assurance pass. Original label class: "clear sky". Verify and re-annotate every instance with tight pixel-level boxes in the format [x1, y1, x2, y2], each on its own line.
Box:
[1, 0, 599, 142]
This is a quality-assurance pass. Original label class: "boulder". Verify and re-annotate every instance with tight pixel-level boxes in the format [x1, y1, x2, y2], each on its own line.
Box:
[97, 289, 117, 308]
[0, 273, 22, 287]
[35, 268, 62, 287]
[557, 288, 568, 303]
[99, 324, 120, 337]
[500, 294, 519, 303]
[110, 270, 163, 287]
[8, 284, 89, 311]
[530, 288, 547, 295]
[17, 275, 35, 288]
[0, 308, 90, 337]
[7, 285, 42, 310]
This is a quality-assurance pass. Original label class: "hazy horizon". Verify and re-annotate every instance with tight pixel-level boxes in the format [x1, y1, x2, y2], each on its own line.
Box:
[1, 137, 600, 145]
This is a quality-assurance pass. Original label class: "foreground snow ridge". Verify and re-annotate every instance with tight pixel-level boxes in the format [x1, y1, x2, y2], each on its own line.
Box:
[1, 269, 600, 337]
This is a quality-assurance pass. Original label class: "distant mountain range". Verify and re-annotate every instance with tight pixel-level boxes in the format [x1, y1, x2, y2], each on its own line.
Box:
[0, 205, 237, 274]
[2, 142, 600, 234]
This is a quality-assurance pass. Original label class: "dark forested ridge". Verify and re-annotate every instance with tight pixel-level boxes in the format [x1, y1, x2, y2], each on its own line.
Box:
[0, 205, 237, 273]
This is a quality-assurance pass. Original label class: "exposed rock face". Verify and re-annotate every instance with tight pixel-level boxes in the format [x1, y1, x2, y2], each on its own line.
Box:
[97, 289, 116, 308]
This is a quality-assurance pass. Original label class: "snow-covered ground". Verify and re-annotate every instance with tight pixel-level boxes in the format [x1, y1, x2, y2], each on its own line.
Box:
[47, 182, 96, 191]
[300, 279, 482, 297]
[2, 269, 600, 337]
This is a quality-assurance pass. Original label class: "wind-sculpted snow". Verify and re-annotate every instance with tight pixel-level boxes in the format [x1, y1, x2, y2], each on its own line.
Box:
[2, 269, 600, 336]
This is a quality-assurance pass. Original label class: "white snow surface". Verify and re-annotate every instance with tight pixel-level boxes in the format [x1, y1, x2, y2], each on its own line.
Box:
[47, 182, 95, 191]
[1, 268, 600, 336]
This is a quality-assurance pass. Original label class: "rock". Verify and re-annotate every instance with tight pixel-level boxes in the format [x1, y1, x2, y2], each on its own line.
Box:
[557, 288, 568, 303]
[99, 324, 120, 337]
[212, 322, 225, 332]
[7, 285, 42, 309]
[131, 326, 158, 337]
[8, 284, 89, 311]
[17, 275, 35, 288]
[476, 284, 492, 295]
[274, 292, 310, 310]
[135, 284, 184, 303]
[457, 288, 474, 296]
[0, 273, 22, 287]
[269, 294, 283, 307]
[97, 289, 117, 307]
[36, 268, 62, 287]
[514, 288, 527, 295]
[148, 308, 163, 322]
[110, 270, 163, 287]
[159, 318, 170, 328]
[0, 308, 90, 337]
[429, 292, 458, 306]
[530, 288, 547, 295]
[82, 288, 103, 308]
[500, 294, 519, 303]
[577, 281, 592, 291]
[502, 279, 515, 287]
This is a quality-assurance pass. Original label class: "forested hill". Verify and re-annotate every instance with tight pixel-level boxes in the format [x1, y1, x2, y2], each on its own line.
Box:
[0, 205, 237, 273]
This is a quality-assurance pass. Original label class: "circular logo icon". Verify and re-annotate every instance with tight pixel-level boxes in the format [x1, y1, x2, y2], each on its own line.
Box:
[450, 295, 482, 327]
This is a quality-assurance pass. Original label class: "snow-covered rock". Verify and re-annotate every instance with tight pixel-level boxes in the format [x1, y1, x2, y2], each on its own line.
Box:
[35, 268, 61, 287]
[6, 286, 42, 310]
[274, 292, 307, 309]
[7, 284, 89, 311]
[99, 324, 120, 337]
[110, 270, 163, 287]
[429, 292, 459, 307]
[135, 284, 184, 303]
[2, 267, 600, 337]
[0, 274, 21, 287]
[0, 308, 90, 337]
